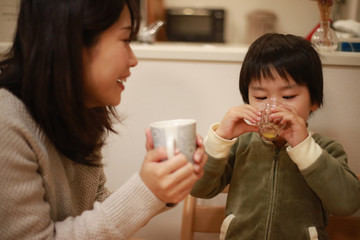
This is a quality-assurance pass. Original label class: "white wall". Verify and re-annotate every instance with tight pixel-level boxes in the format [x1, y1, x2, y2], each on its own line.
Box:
[0, 0, 19, 42]
[102, 59, 360, 240]
[344, 0, 360, 21]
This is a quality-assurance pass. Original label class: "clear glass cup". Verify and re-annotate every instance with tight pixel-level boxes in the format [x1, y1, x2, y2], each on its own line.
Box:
[258, 98, 285, 141]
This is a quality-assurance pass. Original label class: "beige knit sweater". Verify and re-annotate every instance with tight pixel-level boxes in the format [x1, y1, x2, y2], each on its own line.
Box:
[0, 89, 168, 239]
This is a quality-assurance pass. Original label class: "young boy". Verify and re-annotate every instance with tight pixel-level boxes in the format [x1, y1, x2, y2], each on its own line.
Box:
[191, 33, 360, 240]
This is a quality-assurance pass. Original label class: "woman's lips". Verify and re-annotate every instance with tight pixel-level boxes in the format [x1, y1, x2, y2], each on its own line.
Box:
[116, 79, 125, 91]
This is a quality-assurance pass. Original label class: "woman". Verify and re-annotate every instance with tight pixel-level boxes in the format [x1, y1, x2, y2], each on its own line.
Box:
[0, 0, 207, 239]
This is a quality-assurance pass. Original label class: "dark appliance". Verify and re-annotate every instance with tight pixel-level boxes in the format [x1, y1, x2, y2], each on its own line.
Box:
[165, 8, 225, 43]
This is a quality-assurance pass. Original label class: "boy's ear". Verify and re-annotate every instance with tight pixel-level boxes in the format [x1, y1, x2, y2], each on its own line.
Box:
[310, 103, 320, 112]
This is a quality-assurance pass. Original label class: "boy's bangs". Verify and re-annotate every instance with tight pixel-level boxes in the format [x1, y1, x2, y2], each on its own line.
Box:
[251, 64, 291, 83]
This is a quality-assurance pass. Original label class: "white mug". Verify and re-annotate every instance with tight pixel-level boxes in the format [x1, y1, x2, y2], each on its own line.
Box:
[150, 119, 196, 162]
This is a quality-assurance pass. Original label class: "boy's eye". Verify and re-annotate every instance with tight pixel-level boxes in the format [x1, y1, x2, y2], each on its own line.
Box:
[283, 95, 295, 99]
[255, 97, 267, 100]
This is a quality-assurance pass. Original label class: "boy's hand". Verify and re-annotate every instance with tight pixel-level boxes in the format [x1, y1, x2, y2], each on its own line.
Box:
[270, 104, 309, 147]
[215, 105, 260, 140]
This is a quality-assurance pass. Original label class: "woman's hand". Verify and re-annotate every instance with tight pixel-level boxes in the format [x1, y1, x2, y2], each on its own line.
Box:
[140, 129, 208, 204]
[270, 104, 309, 147]
[215, 104, 260, 140]
[192, 135, 207, 179]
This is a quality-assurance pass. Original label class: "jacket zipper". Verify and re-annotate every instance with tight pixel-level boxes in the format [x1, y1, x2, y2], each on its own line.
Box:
[265, 147, 280, 240]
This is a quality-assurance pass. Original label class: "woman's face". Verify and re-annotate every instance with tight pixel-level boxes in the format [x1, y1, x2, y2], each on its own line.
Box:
[82, 6, 138, 108]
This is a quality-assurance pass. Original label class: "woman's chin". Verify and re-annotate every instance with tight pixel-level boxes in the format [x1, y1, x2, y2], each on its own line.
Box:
[112, 96, 121, 107]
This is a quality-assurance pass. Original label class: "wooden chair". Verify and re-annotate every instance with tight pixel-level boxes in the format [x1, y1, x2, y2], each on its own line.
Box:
[180, 186, 228, 240]
[327, 215, 360, 240]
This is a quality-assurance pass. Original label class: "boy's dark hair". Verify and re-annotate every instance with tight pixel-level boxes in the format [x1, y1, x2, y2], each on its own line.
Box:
[0, 0, 140, 166]
[239, 33, 323, 107]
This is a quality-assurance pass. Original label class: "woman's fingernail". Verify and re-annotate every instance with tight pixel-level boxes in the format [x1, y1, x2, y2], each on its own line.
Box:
[194, 153, 201, 162]
[194, 164, 200, 172]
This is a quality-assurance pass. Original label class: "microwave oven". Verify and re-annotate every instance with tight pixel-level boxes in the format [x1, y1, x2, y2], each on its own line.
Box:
[165, 8, 225, 43]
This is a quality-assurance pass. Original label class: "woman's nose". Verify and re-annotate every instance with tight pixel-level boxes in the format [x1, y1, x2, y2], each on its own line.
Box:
[129, 47, 138, 68]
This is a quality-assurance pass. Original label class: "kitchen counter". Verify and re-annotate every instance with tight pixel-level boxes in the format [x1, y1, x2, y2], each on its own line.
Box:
[130, 42, 249, 63]
[130, 42, 360, 67]
[1, 41, 360, 66]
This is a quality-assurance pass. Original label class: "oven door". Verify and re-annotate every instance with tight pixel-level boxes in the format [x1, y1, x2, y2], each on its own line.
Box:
[166, 8, 224, 43]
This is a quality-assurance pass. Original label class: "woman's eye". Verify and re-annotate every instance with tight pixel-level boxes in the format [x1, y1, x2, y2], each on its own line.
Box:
[120, 37, 131, 43]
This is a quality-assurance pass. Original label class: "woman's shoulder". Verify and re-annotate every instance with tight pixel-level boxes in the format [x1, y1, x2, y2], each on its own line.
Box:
[0, 88, 28, 120]
[0, 88, 46, 145]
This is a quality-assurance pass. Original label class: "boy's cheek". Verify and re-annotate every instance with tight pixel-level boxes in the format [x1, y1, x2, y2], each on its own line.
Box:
[248, 100, 260, 109]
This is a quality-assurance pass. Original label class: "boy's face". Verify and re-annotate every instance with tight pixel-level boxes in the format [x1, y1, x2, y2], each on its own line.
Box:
[248, 71, 319, 122]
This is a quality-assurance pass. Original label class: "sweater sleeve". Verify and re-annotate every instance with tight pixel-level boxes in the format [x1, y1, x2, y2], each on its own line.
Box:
[0, 127, 167, 240]
[55, 173, 167, 240]
[0, 90, 169, 240]
[286, 133, 323, 170]
[293, 134, 360, 216]
[204, 123, 238, 158]
[191, 124, 237, 199]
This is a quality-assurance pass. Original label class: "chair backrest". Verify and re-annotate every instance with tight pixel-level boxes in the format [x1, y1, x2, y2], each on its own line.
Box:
[327, 215, 360, 240]
[180, 187, 228, 240]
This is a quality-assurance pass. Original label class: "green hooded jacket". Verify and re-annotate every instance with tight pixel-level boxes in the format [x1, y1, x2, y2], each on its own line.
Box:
[191, 129, 360, 240]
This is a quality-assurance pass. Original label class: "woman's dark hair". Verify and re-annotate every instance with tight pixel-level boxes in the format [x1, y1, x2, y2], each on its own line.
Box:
[0, 0, 140, 166]
[239, 33, 323, 107]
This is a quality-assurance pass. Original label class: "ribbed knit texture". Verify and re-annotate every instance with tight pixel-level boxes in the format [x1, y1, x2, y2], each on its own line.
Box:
[0, 89, 167, 239]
